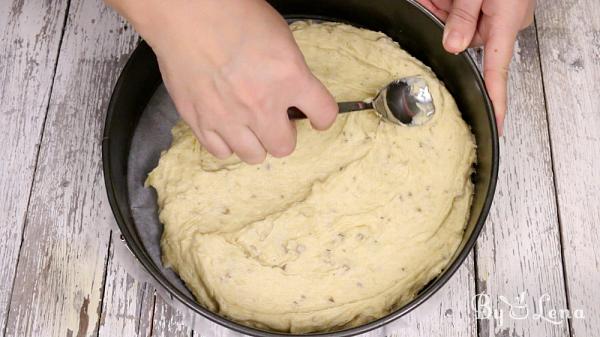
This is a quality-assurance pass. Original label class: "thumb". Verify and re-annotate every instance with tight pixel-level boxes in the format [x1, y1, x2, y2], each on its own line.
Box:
[293, 74, 338, 130]
[443, 0, 483, 53]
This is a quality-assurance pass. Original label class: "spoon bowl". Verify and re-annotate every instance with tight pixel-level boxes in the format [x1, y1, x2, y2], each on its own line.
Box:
[372, 76, 435, 125]
[288, 75, 435, 126]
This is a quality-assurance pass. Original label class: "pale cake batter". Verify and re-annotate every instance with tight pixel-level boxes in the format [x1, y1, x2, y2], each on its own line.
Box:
[146, 21, 476, 333]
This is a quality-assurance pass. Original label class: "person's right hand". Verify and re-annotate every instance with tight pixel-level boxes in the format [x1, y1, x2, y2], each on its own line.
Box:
[107, 0, 338, 164]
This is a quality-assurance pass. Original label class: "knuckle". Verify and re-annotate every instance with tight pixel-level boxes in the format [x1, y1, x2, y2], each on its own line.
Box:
[196, 112, 223, 130]
[278, 56, 308, 81]
[203, 139, 232, 159]
[173, 101, 196, 120]
[320, 102, 339, 126]
[211, 148, 231, 160]
[244, 108, 261, 125]
[215, 67, 262, 111]
[450, 7, 479, 25]
[244, 151, 267, 165]
[484, 66, 510, 79]
[522, 13, 534, 28]
[270, 139, 296, 158]
[204, 104, 232, 121]
[312, 113, 336, 130]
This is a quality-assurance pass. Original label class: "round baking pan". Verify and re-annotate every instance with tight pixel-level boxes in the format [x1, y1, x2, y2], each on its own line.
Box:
[102, 0, 499, 336]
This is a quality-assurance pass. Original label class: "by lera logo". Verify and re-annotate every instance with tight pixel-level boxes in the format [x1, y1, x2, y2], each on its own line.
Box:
[471, 291, 585, 326]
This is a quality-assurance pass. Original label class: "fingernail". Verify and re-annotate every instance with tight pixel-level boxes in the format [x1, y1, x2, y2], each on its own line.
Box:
[443, 30, 466, 53]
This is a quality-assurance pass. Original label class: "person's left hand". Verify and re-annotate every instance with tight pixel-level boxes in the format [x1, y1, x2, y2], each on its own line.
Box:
[417, 0, 536, 135]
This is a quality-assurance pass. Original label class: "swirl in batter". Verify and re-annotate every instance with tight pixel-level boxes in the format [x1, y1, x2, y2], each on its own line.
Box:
[147, 21, 476, 333]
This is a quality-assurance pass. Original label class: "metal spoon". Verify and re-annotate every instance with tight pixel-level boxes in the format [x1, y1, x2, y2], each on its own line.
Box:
[287, 76, 435, 126]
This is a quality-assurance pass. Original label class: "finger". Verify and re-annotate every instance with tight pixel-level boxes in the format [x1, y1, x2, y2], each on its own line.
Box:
[188, 121, 232, 159]
[198, 129, 233, 159]
[417, 0, 450, 20]
[521, 0, 536, 29]
[443, 0, 483, 53]
[483, 26, 518, 135]
[293, 75, 338, 130]
[253, 110, 297, 158]
[470, 32, 485, 48]
[169, 98, 233, 159]
[431, 0, 453, 11]
[178, 102, 233, 159]
[221, 125, 267, 164]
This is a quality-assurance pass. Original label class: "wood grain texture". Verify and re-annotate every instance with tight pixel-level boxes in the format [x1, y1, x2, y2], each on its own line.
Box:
[2, 0, 595, 336]
[389, 253, 476, 337]
[98, 231, 155, 337]
[152, 295, 193, 337]
[2, 0, 137, 336]
[536, 0, 600, 335]
[146, 288, 228, 337]
[473, 25, 569, 337]
[0, 0, 68, 334]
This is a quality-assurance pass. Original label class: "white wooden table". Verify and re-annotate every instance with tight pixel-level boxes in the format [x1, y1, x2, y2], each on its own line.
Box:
[1, 0, 598, 336]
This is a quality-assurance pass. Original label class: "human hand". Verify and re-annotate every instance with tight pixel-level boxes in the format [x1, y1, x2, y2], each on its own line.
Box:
[107, 0, 337, 164]
[417, 0, 535, 134]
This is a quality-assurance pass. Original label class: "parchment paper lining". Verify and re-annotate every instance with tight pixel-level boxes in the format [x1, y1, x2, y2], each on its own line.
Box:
[127, 84, 193, 297]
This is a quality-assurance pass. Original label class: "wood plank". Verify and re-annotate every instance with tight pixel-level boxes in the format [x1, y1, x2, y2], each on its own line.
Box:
[152, 295, 192, 337]
[150, 287, 259, 337]
[389, 254, 476, 337]
[0, 0, 68, 334]
[98, 230, 155, 337]
[473, 25, 570, 336]
[535, 0, 600, 335]
[3, 0, 137, 335]
[150, 291, 203, 336]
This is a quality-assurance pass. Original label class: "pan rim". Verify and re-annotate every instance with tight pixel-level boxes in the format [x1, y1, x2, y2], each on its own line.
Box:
[102, 1, 499, 335]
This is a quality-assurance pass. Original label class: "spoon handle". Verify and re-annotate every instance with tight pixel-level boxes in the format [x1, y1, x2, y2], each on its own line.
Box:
[287, 101, 373, 120]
